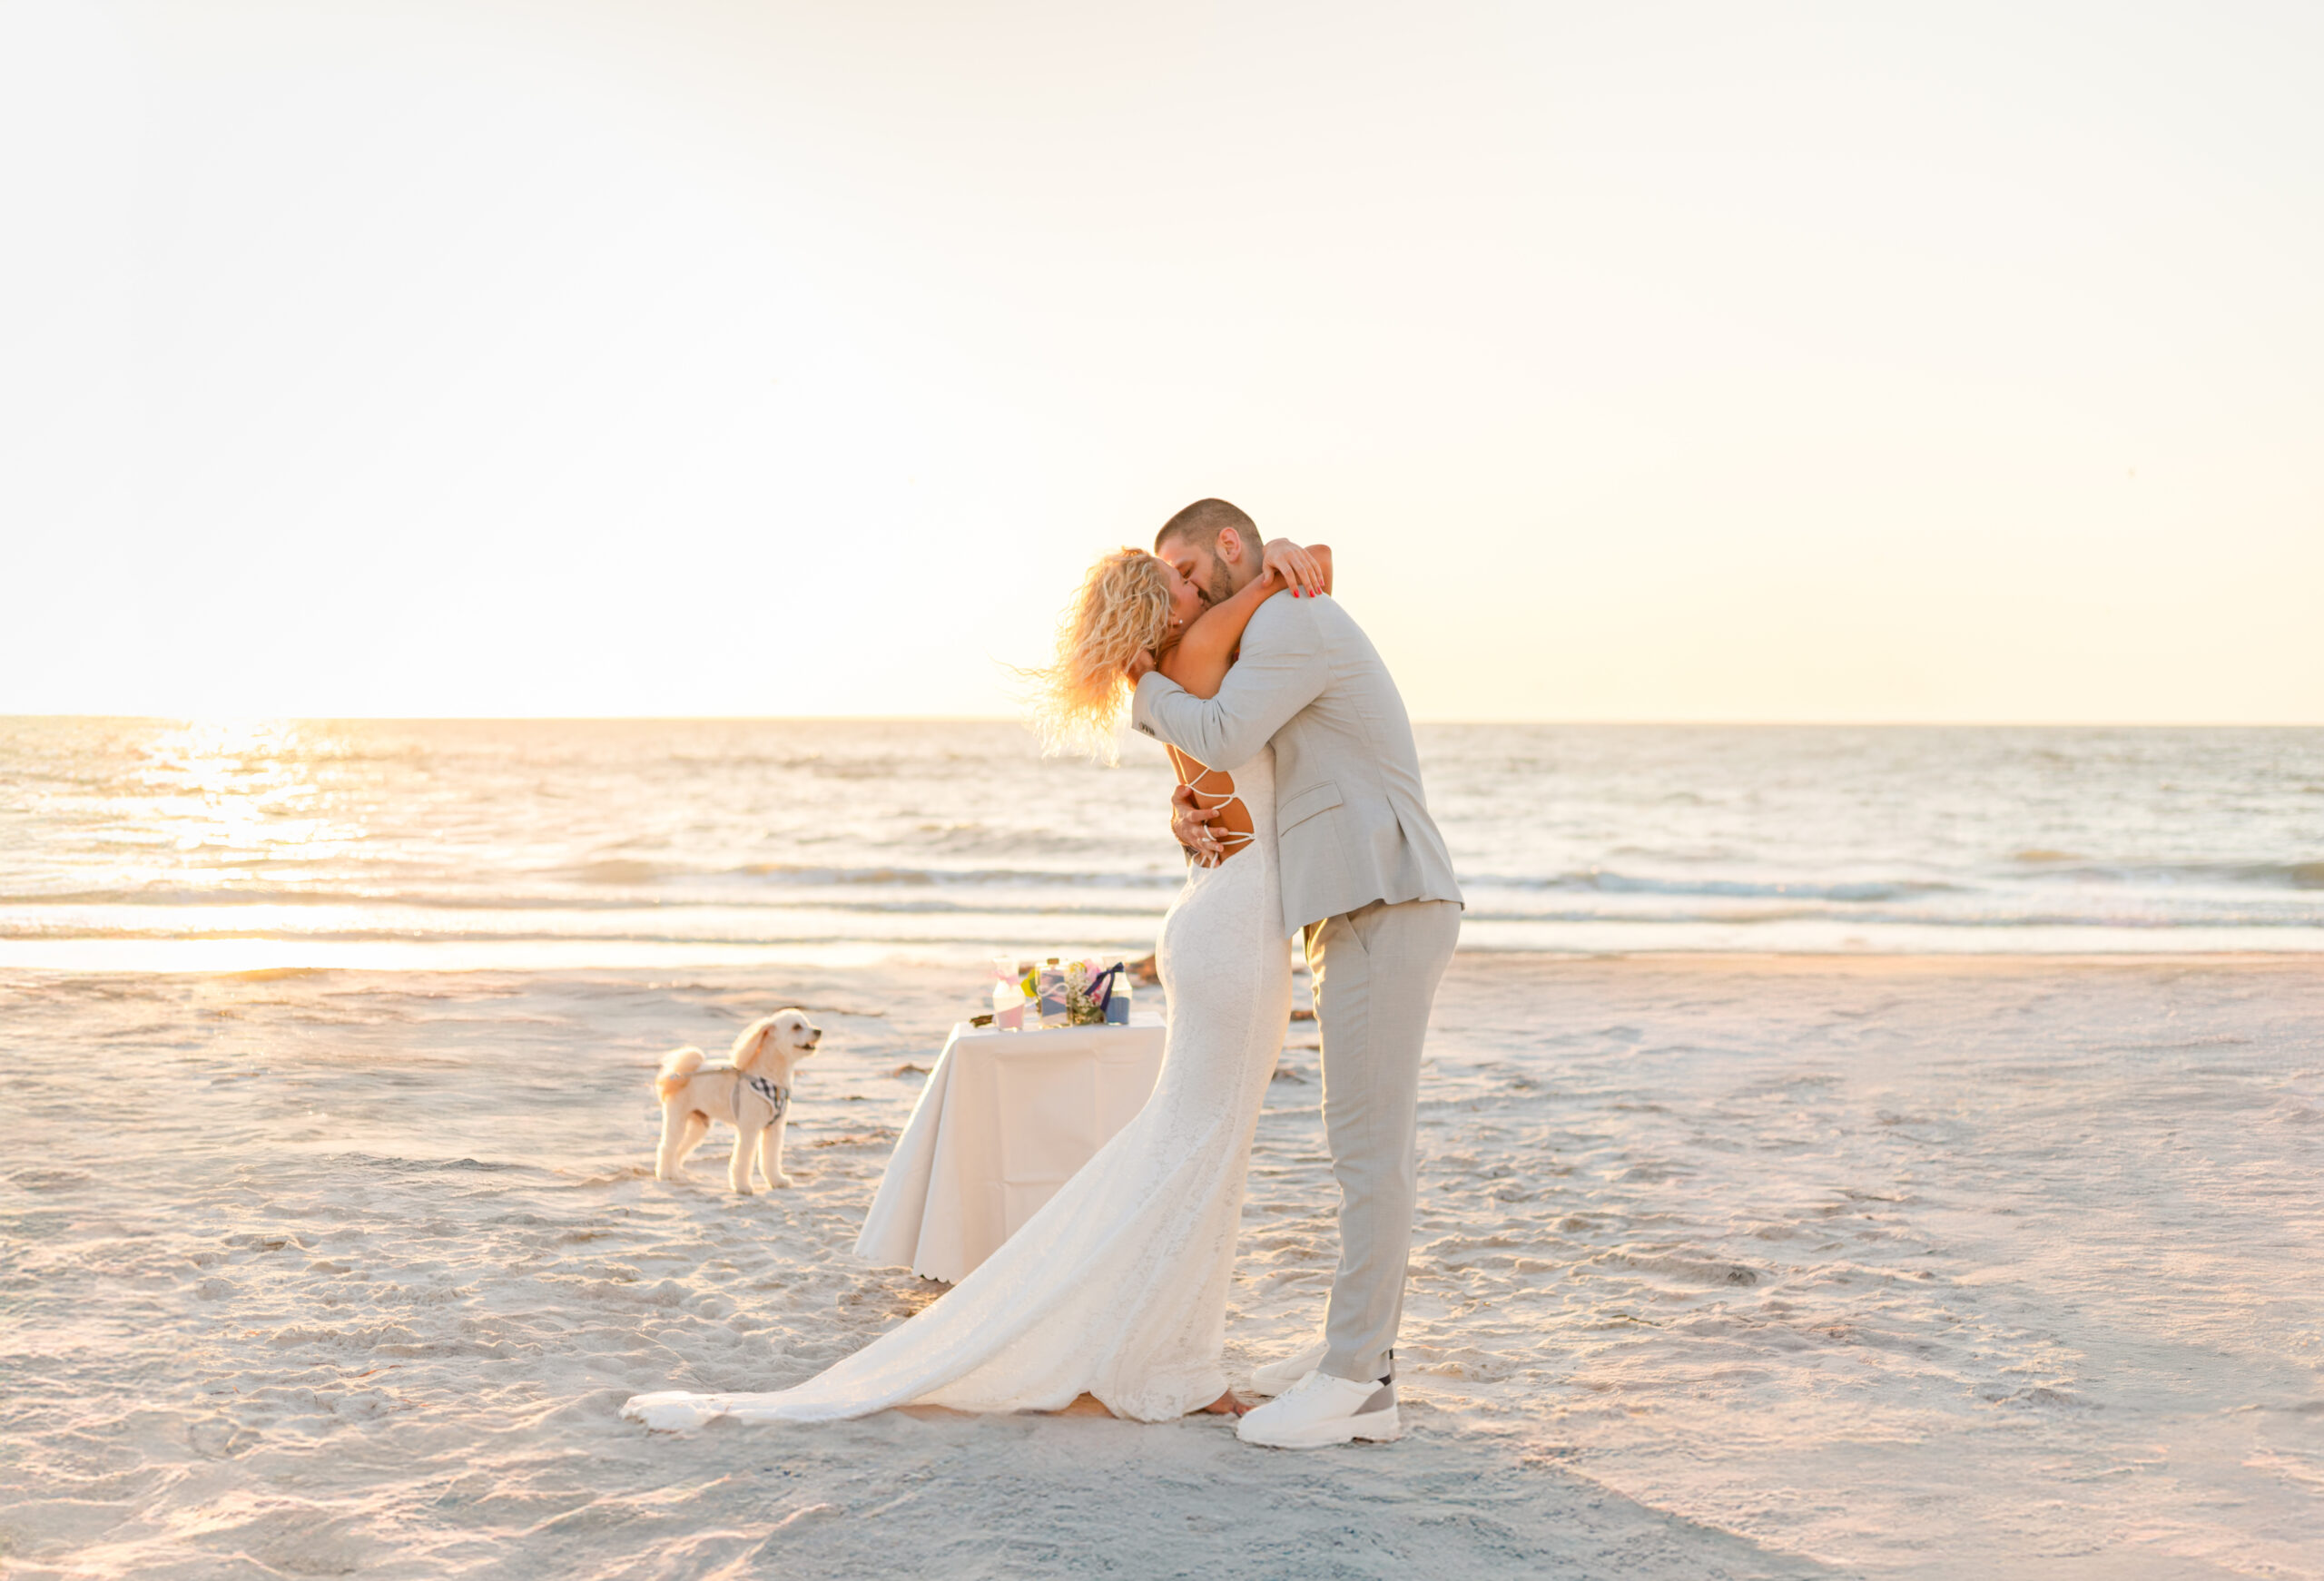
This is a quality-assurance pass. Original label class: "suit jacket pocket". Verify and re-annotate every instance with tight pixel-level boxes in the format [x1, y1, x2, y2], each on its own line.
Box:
[1277, 781, 1344, 833]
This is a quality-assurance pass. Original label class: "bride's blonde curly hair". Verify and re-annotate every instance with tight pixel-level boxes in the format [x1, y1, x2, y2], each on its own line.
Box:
[1024, 547, 1174, 761]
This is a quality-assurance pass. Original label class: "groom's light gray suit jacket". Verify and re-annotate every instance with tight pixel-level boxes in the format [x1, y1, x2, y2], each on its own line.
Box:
[1130, 593, 1462, 936]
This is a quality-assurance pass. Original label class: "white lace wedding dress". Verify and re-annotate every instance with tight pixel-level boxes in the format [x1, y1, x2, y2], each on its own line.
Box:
[624, 747, 1291, 1429]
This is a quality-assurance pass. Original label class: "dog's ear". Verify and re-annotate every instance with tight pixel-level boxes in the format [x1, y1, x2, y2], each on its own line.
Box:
[732, 1017, 776, 1069]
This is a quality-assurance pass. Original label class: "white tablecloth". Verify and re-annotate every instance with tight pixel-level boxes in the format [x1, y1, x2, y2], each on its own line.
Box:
[854, 1013, 1166, 1283]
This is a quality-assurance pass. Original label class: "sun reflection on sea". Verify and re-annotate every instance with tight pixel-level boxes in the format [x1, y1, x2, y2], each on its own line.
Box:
[123, 720, 367, 886]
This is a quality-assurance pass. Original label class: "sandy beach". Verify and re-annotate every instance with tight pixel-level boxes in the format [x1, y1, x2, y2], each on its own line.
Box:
[5, 953, 2320, 1579]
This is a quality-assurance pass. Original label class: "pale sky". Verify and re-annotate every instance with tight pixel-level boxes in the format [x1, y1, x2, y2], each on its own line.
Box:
[5, 1, 2319, 722]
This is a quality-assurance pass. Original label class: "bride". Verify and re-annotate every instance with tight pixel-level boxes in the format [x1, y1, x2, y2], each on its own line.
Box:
[623, 539, 1332, 1430]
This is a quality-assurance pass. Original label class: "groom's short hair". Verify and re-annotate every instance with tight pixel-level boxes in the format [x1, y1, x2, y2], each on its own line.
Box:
[1155, 498, 1256, 556]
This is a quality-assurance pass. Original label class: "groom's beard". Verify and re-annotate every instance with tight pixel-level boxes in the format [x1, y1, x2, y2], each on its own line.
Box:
[1206, 560, 1235, 607]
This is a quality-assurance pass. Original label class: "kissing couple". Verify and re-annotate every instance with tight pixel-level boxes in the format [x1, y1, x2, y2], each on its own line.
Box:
[626, 498, 1462, 1449]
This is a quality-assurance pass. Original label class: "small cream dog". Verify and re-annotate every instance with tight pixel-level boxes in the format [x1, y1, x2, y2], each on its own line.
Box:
[653, 1009, 822, 1193]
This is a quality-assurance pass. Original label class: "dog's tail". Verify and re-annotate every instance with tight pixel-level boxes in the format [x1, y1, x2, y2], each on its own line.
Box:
[654, 1046, 705, 1102]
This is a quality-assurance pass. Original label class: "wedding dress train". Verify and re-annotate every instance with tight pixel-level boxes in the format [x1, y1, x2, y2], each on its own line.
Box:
[624, 747, 1290, 1429]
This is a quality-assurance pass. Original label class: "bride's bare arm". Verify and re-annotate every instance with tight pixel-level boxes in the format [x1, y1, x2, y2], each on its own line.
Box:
[1158, 544, 1333, 700]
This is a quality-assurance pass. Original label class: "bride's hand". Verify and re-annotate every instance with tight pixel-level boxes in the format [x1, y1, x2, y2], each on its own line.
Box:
[1260, 538, 1325, 598]
[1171, 783, 1225, 865]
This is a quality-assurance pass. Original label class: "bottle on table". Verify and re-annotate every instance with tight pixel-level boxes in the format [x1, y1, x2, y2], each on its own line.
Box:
[1038, 957, 1068, 1027]
[990, 956, 1027, 1030]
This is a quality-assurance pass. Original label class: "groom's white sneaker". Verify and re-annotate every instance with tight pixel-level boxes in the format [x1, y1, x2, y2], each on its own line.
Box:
[1236, 1370, 1401, 1448]
[1249, 1337, 1329, 1397]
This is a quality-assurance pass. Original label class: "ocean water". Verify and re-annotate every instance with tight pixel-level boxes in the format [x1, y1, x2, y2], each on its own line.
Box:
[2, 716, 2321, 969]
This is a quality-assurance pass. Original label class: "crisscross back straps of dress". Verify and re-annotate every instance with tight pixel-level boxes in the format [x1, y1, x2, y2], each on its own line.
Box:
[1179, 761, 1256, 860]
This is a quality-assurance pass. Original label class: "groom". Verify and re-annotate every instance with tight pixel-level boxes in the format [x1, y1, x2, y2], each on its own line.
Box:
[1127, 497, 1462, 1449]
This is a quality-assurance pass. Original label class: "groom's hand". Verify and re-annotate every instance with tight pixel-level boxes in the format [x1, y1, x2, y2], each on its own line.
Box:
[1170, 783, 1225, 865]
[1126, 649, 1157, 682]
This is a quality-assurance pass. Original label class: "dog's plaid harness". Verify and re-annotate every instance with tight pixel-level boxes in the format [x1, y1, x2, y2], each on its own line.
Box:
[741, 1071, 790, 1124]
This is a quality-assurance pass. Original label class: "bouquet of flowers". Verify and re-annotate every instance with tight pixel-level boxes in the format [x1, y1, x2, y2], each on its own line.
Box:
[1060, 960, 1128, 1026]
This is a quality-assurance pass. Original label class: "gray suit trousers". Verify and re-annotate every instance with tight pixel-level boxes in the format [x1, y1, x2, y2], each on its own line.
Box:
[1305, 896, 1462, 1383]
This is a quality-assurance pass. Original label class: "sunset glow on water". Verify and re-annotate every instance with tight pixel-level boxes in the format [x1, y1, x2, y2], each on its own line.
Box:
[5, 717, 2321, 971]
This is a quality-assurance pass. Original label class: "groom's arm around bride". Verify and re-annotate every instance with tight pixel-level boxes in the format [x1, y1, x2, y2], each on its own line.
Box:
[1128, 527, 1459, 946]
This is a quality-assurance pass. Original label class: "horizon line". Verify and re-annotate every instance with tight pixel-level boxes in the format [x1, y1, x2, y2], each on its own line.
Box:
[5, 712, 2322, 730]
